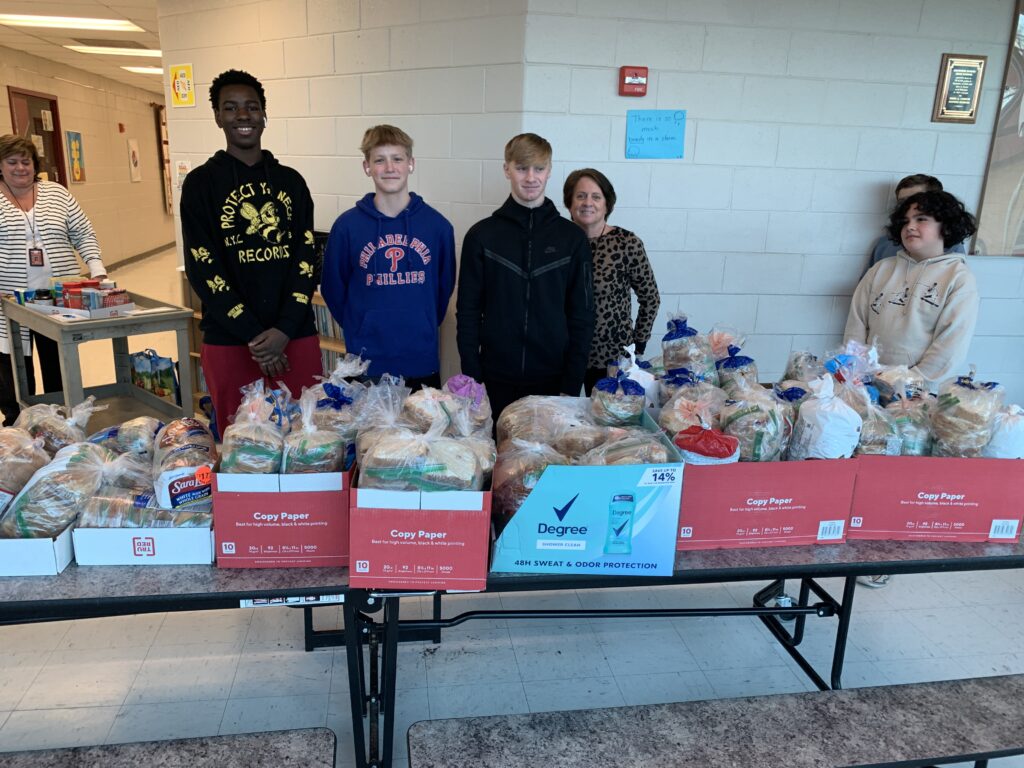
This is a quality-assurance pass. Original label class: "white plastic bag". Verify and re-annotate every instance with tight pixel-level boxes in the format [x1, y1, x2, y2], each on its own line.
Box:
[787, 376, 863, 461]
[981, 404, 1024, 459]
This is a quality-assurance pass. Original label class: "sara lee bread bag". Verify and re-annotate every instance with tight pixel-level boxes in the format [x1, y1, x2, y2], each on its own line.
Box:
[152, 417, 217, 508]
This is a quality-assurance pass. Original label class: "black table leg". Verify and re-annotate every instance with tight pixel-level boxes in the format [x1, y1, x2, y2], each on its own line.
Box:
[830, 576, 857, 690]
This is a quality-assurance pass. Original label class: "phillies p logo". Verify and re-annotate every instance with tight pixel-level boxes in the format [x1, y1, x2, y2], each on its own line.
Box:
[385, 247, 404, 272]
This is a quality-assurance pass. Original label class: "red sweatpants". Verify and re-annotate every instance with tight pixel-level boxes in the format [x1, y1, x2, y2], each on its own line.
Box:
[201, 335, 323, 439]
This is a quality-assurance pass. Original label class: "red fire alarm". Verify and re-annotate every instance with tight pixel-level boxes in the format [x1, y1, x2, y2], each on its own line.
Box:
[619, 66, 648, 97]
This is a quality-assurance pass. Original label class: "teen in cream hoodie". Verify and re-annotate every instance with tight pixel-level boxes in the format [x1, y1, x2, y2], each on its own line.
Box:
[845, 190, 978, 386]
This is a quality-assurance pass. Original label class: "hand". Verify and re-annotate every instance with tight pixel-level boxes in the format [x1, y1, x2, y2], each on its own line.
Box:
[92, 273, 107, 281]
[258, 353, 290, 378]
[248, 328, 289, 364]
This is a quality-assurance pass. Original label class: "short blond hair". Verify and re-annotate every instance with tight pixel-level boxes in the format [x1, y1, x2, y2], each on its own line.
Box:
[504, 133, 551, 166]
[360, 124, 414, 159]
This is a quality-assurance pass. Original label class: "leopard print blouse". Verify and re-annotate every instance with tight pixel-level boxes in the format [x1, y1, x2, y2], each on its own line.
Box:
[587, 226, 660, 368]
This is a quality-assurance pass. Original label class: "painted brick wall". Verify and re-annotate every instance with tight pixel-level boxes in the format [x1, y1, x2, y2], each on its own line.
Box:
[0, 46, 175, 265]
[158, 0, 1024, 399]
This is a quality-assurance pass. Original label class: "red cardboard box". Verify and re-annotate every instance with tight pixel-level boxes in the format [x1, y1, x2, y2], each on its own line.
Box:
[677, 460, 857, 550]
[849, 456, 1024, 542]
[213, 472, 350, 568]
[349, 488, 491, 591]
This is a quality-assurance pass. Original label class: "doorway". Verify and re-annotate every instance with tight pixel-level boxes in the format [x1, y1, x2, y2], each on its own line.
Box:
[7, 87, 68, 186]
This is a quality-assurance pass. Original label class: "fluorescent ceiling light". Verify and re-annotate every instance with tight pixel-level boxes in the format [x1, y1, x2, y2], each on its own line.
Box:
[122, 66, 162, 75]
[66, 45, 161, 57]
[0, 14, 143, 32]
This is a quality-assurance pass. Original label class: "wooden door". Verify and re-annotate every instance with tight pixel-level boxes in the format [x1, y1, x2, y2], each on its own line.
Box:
[7, 87, 68, 187]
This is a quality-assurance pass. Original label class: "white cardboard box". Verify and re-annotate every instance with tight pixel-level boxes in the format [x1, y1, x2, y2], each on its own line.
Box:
[72, 527, 214, 565]
[22, 302, 136, 321]
[0, 527, 74, 575]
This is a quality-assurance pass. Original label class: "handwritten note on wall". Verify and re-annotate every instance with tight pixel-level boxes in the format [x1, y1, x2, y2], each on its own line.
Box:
[625, 110, 686, 159]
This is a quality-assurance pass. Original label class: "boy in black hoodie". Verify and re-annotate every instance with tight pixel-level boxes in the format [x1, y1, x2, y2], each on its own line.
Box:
[456, 133, 595, 423]
[181, 69, 320, 438]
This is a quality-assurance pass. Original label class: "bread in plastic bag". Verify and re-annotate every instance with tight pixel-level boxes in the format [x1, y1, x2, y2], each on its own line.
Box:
[492, 440, 568, 534]
[872, 365, 928, 407]
[354, 375, 412, 465]
[884, 395, 933, 456]
[443, 374, 493, 435]
[360, 422, 483, 492]
[787, 376, 863, 460]
[591, 375, 646, 426]
[982, 404, 1024, 459]
[661, 314, 718, 385]
[0, 443, 147, 538]
[609, 345, 660, 411]
[551, 425, 624, 459]
[14, 396, 105, 455]
[496, 396, 591, 448]
[660, 375, 728, 434]
[719, 379, 788, 462]
[783, 350, 826, 383]
[0, 427, 51, 512]
[115, 416, 164, 460]
[930, 373, 1005, 458]
[152, 417, 217, 509]
[221, 380, 285, 473]
[87, 425, 122, 453]
[716, 345, 760, 395]
[578, 434, 671, 465]
[78, 490, 211, 528]
[282, 388, 346, 474]
[673, 423, 740, 465]
[402, 386, 470, 433]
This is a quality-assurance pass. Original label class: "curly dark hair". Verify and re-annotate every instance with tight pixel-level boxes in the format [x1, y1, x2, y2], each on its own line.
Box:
[209, 69, 266, 110]
[886, 190, 976, 250]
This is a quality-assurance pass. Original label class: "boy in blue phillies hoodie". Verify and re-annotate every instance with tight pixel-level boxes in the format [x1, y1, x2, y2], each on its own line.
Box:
[321, 125, 456, 388]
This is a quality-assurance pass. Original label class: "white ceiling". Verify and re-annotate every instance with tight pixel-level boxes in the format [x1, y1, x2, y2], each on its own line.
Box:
[0, 0, 163, 94]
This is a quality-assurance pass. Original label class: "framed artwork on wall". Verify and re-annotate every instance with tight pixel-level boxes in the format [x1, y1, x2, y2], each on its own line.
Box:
[65, 130, 85, 183]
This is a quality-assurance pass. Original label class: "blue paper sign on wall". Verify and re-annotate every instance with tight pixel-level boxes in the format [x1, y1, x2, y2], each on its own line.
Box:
[625, 109, 686, 159]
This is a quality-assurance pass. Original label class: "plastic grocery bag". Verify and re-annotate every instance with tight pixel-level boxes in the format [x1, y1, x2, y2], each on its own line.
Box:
[787, 376, 862, 461]
[982, 404, 1024, 459]
[931, 373, 1005, 458]
[282, 388, 346, 474]
[220, 380, 284, 473]
[661, 314, 718, 385]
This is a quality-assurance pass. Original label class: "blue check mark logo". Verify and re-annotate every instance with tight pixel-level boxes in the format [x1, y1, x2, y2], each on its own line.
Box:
[613, 520, 629, 537]
[553, 493, 579, 522]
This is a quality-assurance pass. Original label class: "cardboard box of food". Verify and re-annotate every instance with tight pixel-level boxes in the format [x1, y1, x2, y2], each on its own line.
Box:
[0, 527, 74, 576]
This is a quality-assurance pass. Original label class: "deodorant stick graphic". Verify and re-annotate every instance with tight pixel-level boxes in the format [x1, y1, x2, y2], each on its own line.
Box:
[604, 492, 636, 555]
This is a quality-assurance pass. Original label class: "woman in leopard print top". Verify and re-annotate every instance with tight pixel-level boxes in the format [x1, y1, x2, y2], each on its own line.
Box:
[564, 168, 660, 395]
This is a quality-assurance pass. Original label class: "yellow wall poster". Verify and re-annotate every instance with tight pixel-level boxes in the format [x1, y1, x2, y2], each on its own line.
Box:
[170, 64, 195, 108]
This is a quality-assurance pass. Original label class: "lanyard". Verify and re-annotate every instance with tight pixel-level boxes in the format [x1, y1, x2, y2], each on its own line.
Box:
[2, 180, 39, 246]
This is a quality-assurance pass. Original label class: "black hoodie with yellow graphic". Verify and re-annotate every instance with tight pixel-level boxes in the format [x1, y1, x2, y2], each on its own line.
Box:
[181, 149, 317, 345]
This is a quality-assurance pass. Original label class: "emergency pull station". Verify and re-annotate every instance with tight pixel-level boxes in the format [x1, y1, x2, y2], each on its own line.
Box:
[619, 66, 648, 97]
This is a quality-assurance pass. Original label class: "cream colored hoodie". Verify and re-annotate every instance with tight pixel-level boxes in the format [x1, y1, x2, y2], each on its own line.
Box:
[844, 250, 978, 385]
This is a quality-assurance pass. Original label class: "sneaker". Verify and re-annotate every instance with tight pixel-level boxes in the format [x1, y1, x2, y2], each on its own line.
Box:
[857, 574, 891, 588]
[773, 594, 797, 622]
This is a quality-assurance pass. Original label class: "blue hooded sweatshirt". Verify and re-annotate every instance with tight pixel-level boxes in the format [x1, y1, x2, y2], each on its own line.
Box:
[321, 192, 456, 379]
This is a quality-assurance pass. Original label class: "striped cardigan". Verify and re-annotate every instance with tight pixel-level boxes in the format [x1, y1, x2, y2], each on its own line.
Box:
[0, 181, 105, 354]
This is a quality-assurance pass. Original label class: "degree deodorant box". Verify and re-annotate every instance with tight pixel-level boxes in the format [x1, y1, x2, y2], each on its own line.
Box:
[491, 414, 682, 577]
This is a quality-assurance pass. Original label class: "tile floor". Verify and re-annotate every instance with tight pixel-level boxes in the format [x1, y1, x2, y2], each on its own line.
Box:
[4, 252, 1023, 766]
[1, 572, 1024, 766]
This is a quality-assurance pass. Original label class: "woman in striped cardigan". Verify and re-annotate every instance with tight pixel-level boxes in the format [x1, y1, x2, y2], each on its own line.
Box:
[0, 134, 106, 424]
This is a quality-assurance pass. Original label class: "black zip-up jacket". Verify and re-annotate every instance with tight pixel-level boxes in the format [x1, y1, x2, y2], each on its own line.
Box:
[456, 196, 594, 394]
[181, 150, 317, 345]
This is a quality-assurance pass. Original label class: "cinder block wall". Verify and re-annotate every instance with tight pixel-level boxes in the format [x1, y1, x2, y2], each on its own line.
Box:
[159, 0, 1024, 399]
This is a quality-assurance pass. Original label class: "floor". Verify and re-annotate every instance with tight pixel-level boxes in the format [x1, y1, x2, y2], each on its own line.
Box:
[4, 252, 1023, 765]
[1, 572, 1023, 766]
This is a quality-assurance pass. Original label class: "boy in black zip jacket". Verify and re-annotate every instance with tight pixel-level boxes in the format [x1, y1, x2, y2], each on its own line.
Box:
[456, 133, 595, 423]
[181, 69, 320, 438]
